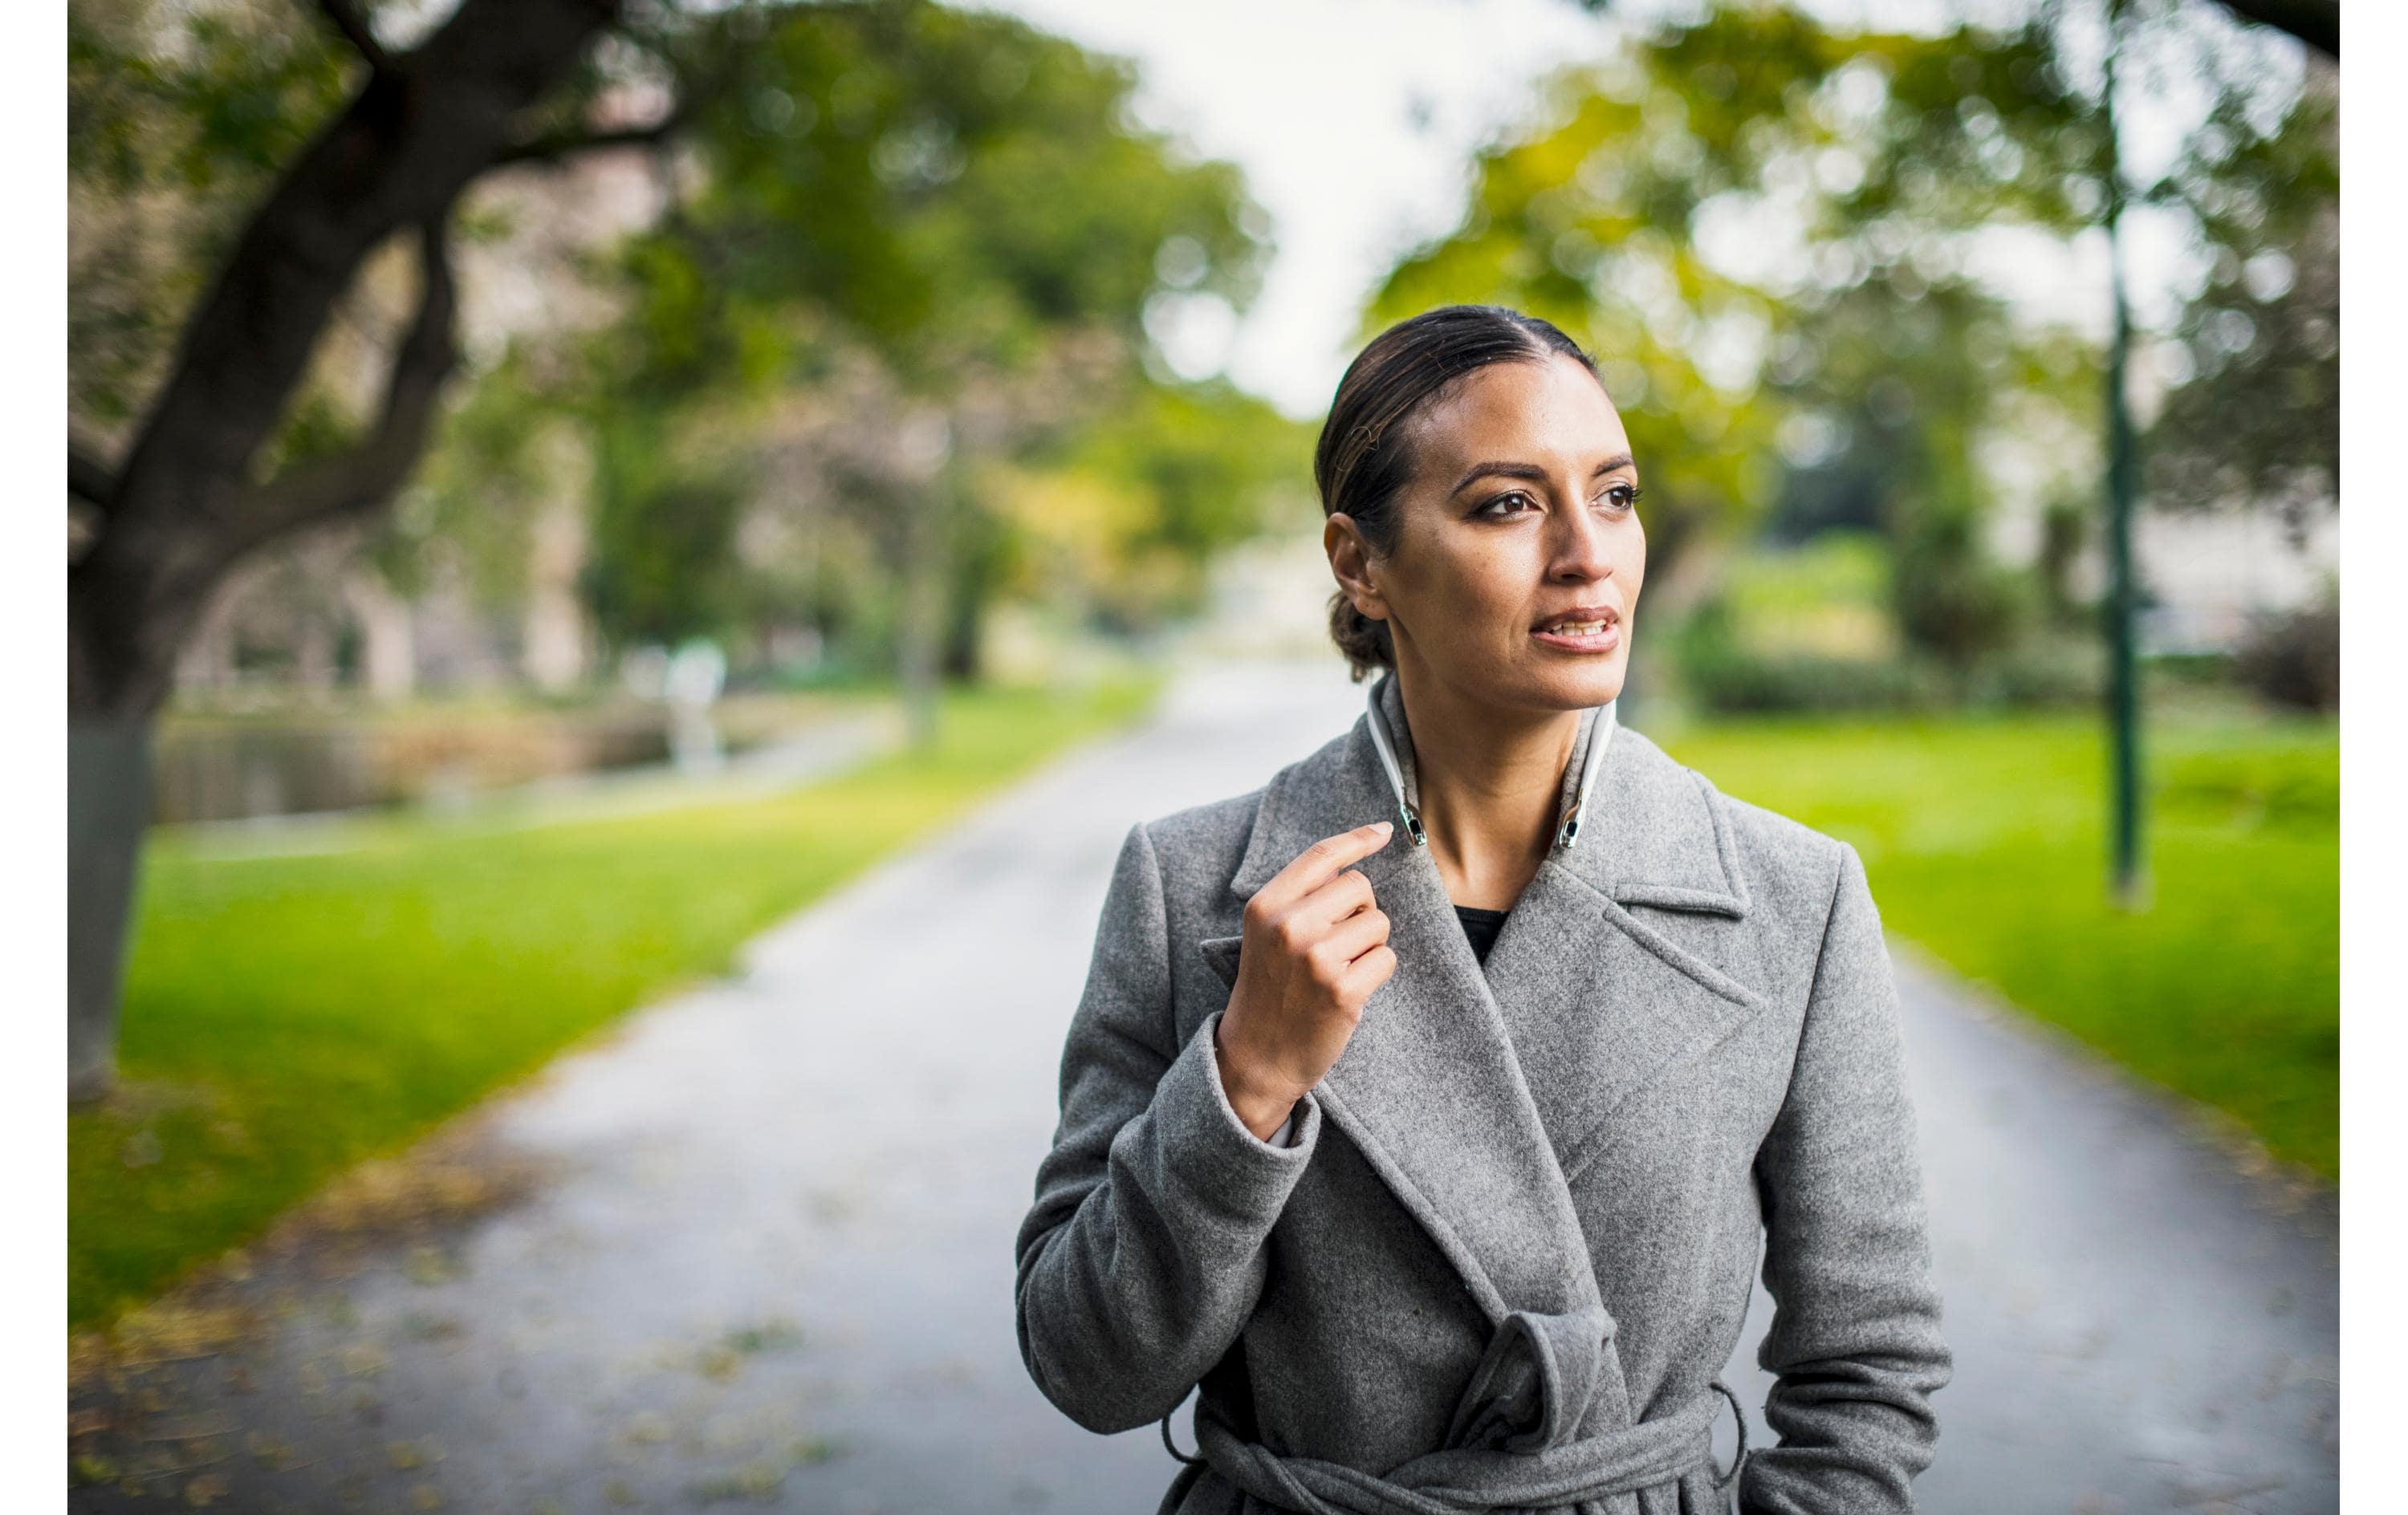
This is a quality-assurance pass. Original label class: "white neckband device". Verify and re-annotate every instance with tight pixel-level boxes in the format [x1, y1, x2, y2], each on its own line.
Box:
[1364, 676, 1618, 853]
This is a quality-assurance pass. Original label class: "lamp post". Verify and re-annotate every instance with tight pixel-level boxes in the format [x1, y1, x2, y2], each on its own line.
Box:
[2101, 0, 2149, 908]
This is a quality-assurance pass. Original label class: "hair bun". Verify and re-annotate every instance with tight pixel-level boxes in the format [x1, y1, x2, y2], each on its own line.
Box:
[1328, 592, 1397, 682]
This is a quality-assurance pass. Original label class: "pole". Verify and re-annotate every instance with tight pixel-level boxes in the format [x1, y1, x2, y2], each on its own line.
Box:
[2101, 0, 2148, 908]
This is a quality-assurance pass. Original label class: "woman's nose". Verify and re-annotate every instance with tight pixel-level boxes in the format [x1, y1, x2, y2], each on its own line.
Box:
[1548, 497, 1616, 583]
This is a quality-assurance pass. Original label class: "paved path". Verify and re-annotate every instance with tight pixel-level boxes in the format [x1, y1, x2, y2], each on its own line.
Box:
[71, 662, 2336, 1513]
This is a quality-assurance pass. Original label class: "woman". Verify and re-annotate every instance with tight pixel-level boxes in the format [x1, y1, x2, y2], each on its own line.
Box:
[1014, 304, 1950, 1515]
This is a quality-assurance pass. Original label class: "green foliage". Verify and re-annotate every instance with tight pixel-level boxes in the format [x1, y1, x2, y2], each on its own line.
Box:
[570, 0, 1283, 669]
[370, 347, 555, 604]
[2140, 30, 2336, 534]
[1676, 634, 1950, 716]
[1890, 501, 2036, 675]
[581, 407, 752, 646]
[1666, 712, 2337, 1179]
[68, 0, 359, 431]
[70, 676, 1161, 1328]
[1983, 632, 2105, 709]
[1369, 1, 2333, 696]
[1671, 529, 2092, 714]
[68, 0, 356, 197]
[608, 0, 1267, 396]
[1674, 535, 1922, 713]
[71, 0, 1285, 683]
[1706, 528, 1895, 633]
[1368, 9, 2098, 571]
[994, 378, 1316, 629]
[2235, 591, 2340, 713]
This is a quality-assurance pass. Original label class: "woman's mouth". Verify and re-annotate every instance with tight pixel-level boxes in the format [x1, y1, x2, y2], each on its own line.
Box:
[1530, 608, 1622, 653]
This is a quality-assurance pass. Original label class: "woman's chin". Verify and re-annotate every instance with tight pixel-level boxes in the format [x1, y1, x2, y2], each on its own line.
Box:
[1494, 656, 1627, 713]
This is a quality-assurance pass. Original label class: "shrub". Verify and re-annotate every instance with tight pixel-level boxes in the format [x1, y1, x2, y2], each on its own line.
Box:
[1678, 647, 1952, 714]
[1975, 633, 2106, 711]
[2236, 599, 2340, 713]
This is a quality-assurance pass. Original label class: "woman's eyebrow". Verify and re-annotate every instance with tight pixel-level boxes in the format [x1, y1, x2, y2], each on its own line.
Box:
[1449, 454, 1637, 494]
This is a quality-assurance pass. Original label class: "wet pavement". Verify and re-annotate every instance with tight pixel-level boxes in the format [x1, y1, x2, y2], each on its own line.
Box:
[69, 660, 2337, 1513]
[1737, 944, 2337, 1514]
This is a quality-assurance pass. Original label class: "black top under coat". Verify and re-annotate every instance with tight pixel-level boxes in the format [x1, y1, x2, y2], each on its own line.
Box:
[1454, 904, 1510, 965]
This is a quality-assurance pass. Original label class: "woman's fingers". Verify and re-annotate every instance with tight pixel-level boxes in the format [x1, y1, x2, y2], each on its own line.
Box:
[1253, 822, 1393, 917]
[1299, 867, 1375, 927]
[1216, 827, 1400, 1128]
[1316, 906, 1390, 971]
[1340, 943, 1398, 995]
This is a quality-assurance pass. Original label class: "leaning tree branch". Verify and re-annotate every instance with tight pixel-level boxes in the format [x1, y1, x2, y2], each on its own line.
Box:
[490, 114, 685, 168]
[78, 0, 618, 720]
[311, 0, 395, 75]
[224, 217, 460, 555]
[70, 446, 119, 512]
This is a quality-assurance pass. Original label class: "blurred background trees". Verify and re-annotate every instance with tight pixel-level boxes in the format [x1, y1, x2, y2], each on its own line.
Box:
[64, 0, 2346, 1357]
[65, 0, 1310, 1094]
[1377, 0, 2333, 720]
[65, 0, 2337, 1095]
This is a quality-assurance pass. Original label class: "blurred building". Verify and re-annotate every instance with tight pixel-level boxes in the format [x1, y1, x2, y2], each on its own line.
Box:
[2129, 506, 2339, 656]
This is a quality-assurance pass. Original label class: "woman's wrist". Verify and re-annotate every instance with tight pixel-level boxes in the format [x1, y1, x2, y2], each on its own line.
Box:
[1214, 1016, 1305, 1141]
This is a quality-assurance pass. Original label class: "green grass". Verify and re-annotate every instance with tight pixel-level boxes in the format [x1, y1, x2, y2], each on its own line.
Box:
[70, 678, 1158, 1330]
[1658, 709, 2338, 1180]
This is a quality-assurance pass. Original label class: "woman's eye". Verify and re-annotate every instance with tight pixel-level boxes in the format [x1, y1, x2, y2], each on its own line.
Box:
[1597, 482, 1644, 512]
[1479, 490, 1541, 518]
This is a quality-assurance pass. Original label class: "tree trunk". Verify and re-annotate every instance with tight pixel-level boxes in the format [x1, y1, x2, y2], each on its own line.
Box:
[523, 425, 596, 693]
[68, 717, 155, 1103]
[897, 489, 946, 749]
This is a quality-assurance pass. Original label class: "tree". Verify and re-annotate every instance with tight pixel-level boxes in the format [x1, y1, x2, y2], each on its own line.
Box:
[1383, 2, 2329, 671]
[67, 0, 746, 1099]
[2138, 36, 2336, 543]
[1369, 9, 2101, 620]
[1566, 0, 2338, 59]
[586, 0, 1271, 721]
[66, 0, 1276, 1099]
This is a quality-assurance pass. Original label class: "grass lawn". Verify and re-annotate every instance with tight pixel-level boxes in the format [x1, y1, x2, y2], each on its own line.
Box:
[1658, 706, 2338, 1181]
[70, 677, 1158, 1331]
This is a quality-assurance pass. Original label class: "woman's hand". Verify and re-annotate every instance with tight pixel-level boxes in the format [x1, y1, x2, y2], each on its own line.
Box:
[1214, 822, 1398, 1139]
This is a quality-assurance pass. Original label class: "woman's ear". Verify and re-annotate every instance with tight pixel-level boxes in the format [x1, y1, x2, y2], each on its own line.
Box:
[1324, 514, 1389, 623]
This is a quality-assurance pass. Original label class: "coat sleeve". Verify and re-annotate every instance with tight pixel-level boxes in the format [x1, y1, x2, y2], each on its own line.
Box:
[1013, 820, 1324, 1434]
[1740, 841, 1953, 1515]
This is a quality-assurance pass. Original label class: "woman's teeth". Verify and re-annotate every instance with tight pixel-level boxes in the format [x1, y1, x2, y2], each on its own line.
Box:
[1549, 621, 1609, 635]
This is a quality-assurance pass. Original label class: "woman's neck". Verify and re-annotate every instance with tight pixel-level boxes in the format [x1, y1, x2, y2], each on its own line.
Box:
[1391, 663, 1581, 912]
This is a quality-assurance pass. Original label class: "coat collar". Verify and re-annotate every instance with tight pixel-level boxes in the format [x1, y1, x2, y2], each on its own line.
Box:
[1228, 673, 1753, 921]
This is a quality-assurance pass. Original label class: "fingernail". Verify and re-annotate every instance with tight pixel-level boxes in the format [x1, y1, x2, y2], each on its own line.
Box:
[1372, 821, 1393, 835]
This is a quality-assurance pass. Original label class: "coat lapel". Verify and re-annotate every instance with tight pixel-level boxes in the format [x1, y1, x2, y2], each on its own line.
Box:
[1479, 714, 1768, 1180]
[1206, 678, 1767, 1311]
[1218, 709, 1598, 1326]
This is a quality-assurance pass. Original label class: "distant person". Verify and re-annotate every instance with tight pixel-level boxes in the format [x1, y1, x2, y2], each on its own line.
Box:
[1015, 304, 1950, 1513]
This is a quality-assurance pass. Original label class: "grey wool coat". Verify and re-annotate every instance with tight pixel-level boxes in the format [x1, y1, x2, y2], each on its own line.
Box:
[1015, 674, 1950, 1515]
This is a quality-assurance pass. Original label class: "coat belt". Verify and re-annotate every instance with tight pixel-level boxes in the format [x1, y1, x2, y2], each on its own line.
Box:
[1168, 1379, 1747, 1515]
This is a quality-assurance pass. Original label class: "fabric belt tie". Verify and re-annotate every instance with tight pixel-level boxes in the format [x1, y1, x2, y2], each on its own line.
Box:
[1163, 1306, 1748, 1515]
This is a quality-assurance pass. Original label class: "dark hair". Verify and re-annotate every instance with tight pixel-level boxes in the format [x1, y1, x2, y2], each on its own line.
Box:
[1314, 304, 1601, 679]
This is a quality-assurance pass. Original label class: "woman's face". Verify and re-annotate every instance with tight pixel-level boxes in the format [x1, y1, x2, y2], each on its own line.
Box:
[1328, 352, 1646, 716]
